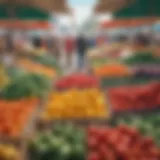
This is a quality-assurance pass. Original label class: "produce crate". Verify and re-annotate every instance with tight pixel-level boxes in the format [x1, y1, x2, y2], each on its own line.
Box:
[109, 113, 160, 146]
[0, 98, 45, 160]
[100, 76, 159, 88]
[28, 122, 160, 160]
[38, 88, 112, 129]
[106, 82, 160, 116]
[132, 64, 160, 78]
[54, 73, 101, 91]
[27, 123, 87, 160]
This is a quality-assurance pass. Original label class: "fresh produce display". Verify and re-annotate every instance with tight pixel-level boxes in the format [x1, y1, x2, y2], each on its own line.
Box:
[93, 63, 130, 78]
[87, 125, 160, 160]
[17, 59, 57, 78]
[90, 58, 108, 68]
[56, 73, 99, 89]
[108, 82, 160, 112]
[42, 88, 108, 120]
[124, 52, 160, 65]
[101, 77, 154, 88]
[0, 64, 10, 89]
[29, 124, 85, 160]
[0, 98, 38, 137]
[1, 73, 51, 99]
[133, 65, 160, 78]
[112, 114, 160, 145]
[29, 54, 59, 69]
[0, 144, 18, 160]
[7, 67, 25, 80]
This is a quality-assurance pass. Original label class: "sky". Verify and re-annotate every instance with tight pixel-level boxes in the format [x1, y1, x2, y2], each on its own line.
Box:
[57, 0, 112, 33]
[68, 0, 97, 6]
[67, 0, 97, 25]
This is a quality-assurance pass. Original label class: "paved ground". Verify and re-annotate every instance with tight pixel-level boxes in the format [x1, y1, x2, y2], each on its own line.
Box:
[59, 51, 88, 75]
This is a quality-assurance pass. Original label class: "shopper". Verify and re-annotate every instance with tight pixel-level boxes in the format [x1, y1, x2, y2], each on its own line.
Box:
[32, 37, 46, 55]
[76, 35, 87, 69]
[64, 36, 75, 68]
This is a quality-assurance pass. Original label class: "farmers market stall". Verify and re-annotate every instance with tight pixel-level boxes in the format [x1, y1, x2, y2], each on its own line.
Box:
[0, 1, 160, 160]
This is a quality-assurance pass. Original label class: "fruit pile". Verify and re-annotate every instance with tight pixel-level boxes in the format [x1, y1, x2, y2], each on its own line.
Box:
[93, 63, 130, 78]
[56, 73, 99, 89]
[0, 144, 18, 160]
[42, 88, 108, 120]
[87, 125, 160, 160]
[108, 82, 160, 112]
[0, 98, 38, 137]
[29, 124, 85, 160]
[113, 114, 160, 145]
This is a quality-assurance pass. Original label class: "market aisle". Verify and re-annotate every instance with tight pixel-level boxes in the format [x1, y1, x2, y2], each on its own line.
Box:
[59, 51, 88, 75]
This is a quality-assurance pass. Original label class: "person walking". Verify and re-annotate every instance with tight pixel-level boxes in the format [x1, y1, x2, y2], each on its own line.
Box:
[64, 36, 75, 68]
[76, 35, 88, 69]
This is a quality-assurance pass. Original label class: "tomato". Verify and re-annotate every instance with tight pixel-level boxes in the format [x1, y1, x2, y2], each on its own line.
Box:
[88, 137, 98, 149]
[88, 152, 100, 160]
[149, 147, 159, 157]
[88, 126, 99, 137]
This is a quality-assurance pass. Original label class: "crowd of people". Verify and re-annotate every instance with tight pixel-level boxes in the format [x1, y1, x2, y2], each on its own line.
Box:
[0, 30, 157, 71]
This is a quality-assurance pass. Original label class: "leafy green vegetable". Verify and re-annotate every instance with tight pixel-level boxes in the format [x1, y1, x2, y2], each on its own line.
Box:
[1, 73, 51, 99]
[124, 52, 160, 65]
[29, 124, 85, 160]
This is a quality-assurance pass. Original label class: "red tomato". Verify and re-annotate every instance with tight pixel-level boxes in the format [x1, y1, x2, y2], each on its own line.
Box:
[88, 152, 100, 160]
[88, 126, 99, 137]
[88, 137, 98, 149]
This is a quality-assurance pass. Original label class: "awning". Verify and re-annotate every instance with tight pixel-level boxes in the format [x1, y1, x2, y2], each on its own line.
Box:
[95, 0, 160, 18]
[95, 0, 133, 13]
[101, 17, 158, 28]
[0, 20, 51, 29]
[0, 0, 70, 13]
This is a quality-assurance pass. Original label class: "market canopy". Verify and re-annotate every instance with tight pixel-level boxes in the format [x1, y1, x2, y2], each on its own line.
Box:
[94, 0, 133, 13]
[101, 17, 158, 28]
[95, 0, 160, 18]
[0, 0, 70, 14]
[0, 0, 70, 29]
[0, 20, 51, 29]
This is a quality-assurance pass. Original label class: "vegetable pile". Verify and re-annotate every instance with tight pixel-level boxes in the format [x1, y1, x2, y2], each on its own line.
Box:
[87, 125, 160, 160]
[108, 82, 160, 112]
[42, 88, 108, 120]
[0, 98, 38, 137]
[124, 52, 160, 65]
[93, 63, 130, 78]
[29, 54, 59, 69]
[56, 73, 99, 89]
[17, 59, 57, 78]
[112, 114, 160, 146]
[1, 73, 51, 100]
[133, 65, 160, 78]
[101, 77, 154, 88]
[29, 124, 85, 160]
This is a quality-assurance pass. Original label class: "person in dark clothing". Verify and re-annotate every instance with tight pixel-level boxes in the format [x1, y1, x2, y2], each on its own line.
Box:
[76, 35, 87, 69]
[32, 37, 42, 48]
[6, 32, 14, 52]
